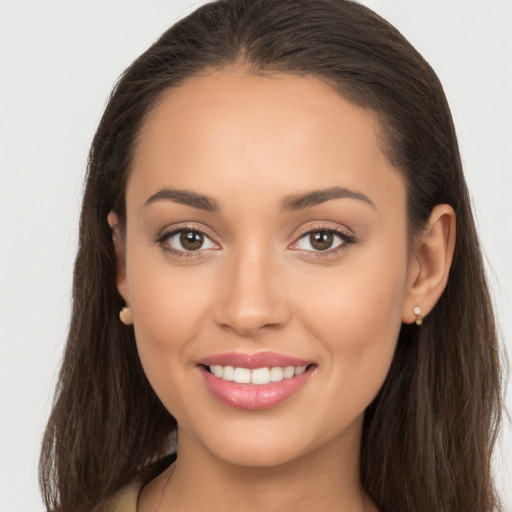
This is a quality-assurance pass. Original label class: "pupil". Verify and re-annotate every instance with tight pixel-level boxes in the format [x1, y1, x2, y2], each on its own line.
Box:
[180, 231, 203, 250]
[310, 231, 333, 251]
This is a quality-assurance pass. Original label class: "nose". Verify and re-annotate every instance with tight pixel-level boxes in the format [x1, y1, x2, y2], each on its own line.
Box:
[213, 247, 291, 337]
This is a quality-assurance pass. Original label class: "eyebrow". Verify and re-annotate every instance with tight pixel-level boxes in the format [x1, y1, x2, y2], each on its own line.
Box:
[144, 185, 374, 212]
[280, 186, 375, 212]
[144, 188, 220, 212]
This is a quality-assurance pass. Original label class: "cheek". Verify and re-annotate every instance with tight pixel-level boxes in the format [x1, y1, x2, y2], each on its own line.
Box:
[124, 249, 215, 405]
[297, 237, 408, 397]
[128, 280, 206, 422]
[126, 238, 214, 339]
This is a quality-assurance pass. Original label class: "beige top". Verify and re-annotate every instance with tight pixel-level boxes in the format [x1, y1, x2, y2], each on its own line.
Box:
[102, 481, 141, 512]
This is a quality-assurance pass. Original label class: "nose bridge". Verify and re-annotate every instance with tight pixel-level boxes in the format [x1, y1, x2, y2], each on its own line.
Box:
[214, 241, 289, 336]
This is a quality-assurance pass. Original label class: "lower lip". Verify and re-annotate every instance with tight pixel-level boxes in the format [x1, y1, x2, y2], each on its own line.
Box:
[199, 366, 314, 410]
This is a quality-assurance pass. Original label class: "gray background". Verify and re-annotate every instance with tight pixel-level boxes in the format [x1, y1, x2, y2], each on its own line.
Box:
[1, 0, 510, 510]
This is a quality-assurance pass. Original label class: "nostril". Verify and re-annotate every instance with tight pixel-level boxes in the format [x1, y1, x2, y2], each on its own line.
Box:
[213, 275, 291, 336]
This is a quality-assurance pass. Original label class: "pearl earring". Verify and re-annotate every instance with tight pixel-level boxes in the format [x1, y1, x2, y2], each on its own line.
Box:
[413, 306, 423, 326]
[119, 306, 133, 325]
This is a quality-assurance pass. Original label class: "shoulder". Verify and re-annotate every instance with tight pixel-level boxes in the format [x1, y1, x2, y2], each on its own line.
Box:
[99, 480, 142, 512]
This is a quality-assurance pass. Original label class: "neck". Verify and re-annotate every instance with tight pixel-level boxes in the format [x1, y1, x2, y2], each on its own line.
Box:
[139, 419, 377, 512]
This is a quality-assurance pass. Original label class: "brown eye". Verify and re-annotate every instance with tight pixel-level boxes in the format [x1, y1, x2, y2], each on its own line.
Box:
[309, 231, 334, 251]
[158, 228, 218, 255]
[180, 231, 204, 251]
[290, 227, 354, 255]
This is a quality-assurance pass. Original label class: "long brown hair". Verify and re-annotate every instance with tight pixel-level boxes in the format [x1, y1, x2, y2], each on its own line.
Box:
[40, 1, 503, 510]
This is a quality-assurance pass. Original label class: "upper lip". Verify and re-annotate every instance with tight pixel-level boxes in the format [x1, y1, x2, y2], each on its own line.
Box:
[197, 351, 313, 369]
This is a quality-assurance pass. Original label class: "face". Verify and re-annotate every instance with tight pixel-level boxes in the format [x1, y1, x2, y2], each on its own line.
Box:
[115, 70, 415, 468]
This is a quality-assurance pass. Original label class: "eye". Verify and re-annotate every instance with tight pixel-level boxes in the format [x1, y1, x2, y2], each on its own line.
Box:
[296, 230, 343, 251]
[157, 228, 218, 255]
[290, 227, 356, 254]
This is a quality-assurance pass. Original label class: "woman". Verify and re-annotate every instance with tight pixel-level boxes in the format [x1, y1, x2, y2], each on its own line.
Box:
[39, 0, 503, 510]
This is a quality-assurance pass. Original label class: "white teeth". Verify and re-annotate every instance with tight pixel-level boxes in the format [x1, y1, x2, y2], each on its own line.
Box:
[269, 367, 284, 382]
[222, 365, 235, 381]
[233, 367, 251, 384]
[208, 364, 309, 384]
[295, 365, 307, 376]
[251, 367, 270, 385]
[283, 366, 295, 379]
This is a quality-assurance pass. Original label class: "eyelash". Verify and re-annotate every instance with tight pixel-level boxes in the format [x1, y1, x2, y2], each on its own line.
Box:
[291, 225, 357, 258]
[155, 224, 357, 259]
[155, 224, 217, 258]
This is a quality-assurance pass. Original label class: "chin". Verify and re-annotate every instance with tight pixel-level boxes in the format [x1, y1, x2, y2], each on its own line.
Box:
[178, 409, 361, 471]
[208, 437, 311, 468]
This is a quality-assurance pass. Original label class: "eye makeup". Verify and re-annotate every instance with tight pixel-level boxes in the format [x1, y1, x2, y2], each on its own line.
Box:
[154, 220, 358, 261]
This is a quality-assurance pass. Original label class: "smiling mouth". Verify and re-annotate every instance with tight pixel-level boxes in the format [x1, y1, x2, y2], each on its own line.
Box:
[203, 364, 314, 385]
[196, 351, 317, 409]
[199, 362, 316, 410]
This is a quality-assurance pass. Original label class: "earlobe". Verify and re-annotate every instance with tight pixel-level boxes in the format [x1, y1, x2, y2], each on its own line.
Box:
[107, 210, 130, 303]
[402, 204, 456, 324]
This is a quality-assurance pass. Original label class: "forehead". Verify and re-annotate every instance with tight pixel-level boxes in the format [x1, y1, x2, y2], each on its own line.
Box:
[127, 69, 404, 214]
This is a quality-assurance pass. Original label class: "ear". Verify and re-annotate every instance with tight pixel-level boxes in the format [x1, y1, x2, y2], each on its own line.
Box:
[107, 210, 130, 303]
[402, 204, 456, 324]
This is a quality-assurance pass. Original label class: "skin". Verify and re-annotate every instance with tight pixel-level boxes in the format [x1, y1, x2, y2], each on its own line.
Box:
[109, 69, 455, 511]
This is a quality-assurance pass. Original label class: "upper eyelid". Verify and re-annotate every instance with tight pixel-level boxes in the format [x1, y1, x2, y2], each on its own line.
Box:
[155, 224, 220, 252]
[155, 227, 219, 259]
[155, 221, 354, 247]
[292, 228, 353, 247]
[158, 223, 216, 239]
[293, 221, 353, 238]
[289, 223, 357, 253]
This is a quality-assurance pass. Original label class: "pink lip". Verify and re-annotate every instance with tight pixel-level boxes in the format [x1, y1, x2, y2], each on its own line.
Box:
[197, 351, 311, 369]
[197, 352, 315, 410]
